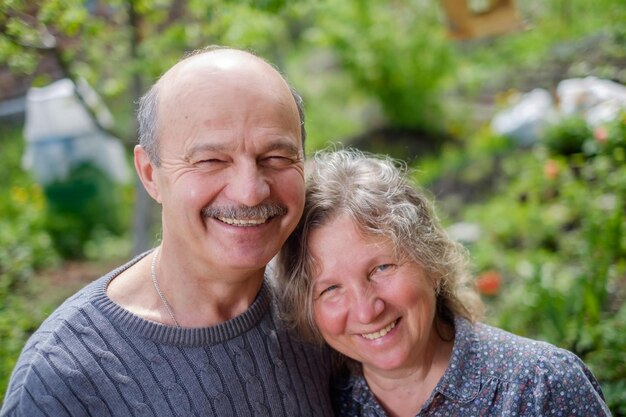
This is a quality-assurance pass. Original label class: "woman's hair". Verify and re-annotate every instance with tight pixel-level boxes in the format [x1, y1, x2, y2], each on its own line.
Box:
[275, 148, 483, 343]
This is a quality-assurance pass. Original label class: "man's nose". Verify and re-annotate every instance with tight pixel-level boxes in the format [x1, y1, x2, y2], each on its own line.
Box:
[228, 162, 271, 207]
[352, 286, 385, 324]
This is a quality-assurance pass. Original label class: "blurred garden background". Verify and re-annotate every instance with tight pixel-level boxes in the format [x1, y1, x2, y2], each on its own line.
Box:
[1, 0, 625, 413]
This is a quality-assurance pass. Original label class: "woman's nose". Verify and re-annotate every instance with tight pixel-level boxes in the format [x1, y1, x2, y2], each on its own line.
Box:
[352, 287, 385, 324]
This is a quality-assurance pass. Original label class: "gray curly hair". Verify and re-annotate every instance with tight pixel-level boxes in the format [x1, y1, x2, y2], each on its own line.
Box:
[275, 148, 483, 343]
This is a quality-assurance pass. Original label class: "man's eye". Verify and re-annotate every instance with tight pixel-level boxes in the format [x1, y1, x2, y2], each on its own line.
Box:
[196, 158, 226, 166]
[261, 155, 297, 168]
[194, 158, 226, 169]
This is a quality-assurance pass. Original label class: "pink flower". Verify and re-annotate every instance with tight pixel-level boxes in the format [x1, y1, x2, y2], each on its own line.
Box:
[594, 126, 608, 144]
[544, 159, 559, 180]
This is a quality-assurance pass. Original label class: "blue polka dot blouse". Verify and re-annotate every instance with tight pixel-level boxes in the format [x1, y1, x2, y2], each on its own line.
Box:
[331, 316, 611, 416]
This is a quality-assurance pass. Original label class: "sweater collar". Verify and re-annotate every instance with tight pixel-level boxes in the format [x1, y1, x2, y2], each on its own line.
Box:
[91, 250, 272, 347]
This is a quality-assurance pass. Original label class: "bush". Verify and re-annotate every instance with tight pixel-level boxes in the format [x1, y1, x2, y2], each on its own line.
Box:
[0, 131, 59, 398]
[543, 116, 591, 155]
[449, 114, 626, 414]
[309, 0, 455, 133]
[43, 162, 130, 259]
[0, 126, 133, 399]
[0, 131, 58, 292]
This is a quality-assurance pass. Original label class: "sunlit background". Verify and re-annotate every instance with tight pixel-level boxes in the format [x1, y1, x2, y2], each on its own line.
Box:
[1, 0, 625, 412]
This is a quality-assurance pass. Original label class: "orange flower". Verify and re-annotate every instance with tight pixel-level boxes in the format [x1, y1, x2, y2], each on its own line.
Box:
[543, 159, 559, 180]
[476, 270, 502, 296]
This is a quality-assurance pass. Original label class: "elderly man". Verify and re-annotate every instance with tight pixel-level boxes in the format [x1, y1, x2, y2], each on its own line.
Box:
[1, 47, 334, 416]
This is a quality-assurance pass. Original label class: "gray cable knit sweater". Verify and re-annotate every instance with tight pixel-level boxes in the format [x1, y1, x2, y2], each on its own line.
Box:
[0, 252, 334, 417]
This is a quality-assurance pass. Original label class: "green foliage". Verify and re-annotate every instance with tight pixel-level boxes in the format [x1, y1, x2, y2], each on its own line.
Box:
[587, 113, 626, 158]
[0, 128, 132, 399]
[417, 126, 513, 186]
[1, 0, 301, 142]
[585, 303, 626, 416]
[442, 114, 626, 414]
[0, 130, 58, 292]
[454, 1, 626, 98]
[0, 293, 49, 397]
[0, 129, 59, 398]
[43, 162, 130, 259]
[1, 0, 625, 412]
[543, 116, 591, 155]
[309, 0, 455, 132]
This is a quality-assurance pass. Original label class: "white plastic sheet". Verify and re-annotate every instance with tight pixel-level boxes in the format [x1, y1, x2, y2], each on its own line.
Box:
[22, 78, 130, 185]
[491, 77, 626, 144]
[558, 76, 626, 127]
[491, 88, 555, 146]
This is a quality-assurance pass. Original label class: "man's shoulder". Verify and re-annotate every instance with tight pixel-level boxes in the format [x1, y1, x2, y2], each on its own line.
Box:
[12, 276, 107, 359]
[30, 253, 148, 341]
[37, 275, 107, 330]
[0, 283, 98, 416]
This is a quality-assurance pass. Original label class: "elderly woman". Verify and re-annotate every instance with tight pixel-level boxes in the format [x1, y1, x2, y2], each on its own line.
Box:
[276, 149, 611, 416]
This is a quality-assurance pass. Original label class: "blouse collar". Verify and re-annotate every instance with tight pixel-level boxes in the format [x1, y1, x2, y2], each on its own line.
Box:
[338, 316, 483, 412]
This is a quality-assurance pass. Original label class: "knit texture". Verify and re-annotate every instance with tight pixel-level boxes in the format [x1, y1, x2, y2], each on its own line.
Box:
[1, 252, 333, 417]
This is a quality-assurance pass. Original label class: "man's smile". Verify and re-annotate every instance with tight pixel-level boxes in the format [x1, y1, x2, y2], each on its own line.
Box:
[216, 216, 272, 226]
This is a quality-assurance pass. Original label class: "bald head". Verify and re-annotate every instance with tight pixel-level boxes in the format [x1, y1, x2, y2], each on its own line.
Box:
[137, 47, 305, 165]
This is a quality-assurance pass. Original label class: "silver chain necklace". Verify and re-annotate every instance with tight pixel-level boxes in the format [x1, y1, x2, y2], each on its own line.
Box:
[151, 247, 181, 328]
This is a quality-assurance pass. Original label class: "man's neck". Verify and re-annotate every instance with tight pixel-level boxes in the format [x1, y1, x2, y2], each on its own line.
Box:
[167, 271, 265, 327]
[106, 251, 266, 328]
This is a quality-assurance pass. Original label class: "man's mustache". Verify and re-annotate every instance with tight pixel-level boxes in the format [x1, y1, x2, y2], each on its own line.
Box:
[201, 202, 287, 220]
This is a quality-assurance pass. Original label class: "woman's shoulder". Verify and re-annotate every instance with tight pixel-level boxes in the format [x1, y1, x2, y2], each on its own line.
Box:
[469, 321, 582, 380]
[467, 320, 606, 401]
[473, 321, 560, 356]
[471, 321, 610, 414]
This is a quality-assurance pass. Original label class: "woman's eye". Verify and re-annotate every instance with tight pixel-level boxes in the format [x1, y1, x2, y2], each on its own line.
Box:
[318, 284, 339, 298]
[371, 264, 395, 276]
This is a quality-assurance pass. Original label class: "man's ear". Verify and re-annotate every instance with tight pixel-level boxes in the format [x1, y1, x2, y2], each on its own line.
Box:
[134, 145, 162, 204]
